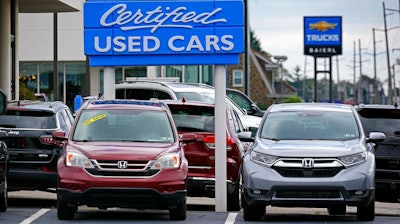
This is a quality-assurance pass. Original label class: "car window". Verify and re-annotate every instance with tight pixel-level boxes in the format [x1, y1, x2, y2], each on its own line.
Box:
[0, 110, 57, 129]
[168, 105, 214, 132]
[73, 109, 174, 143]
[227, 91, 251, 111]
[260, 110, 359, 140]
[358, 109, 400, 137]
[175, 92, 214, 103]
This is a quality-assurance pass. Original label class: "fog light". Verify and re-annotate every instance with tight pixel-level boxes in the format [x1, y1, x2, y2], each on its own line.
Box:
[355, 190, 364, 195]
[252, 189, 262, 195]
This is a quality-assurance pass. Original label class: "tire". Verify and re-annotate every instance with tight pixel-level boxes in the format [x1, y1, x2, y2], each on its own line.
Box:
[169, 200, 187, 220]
[0, 175, 7, 212]
[227, 178, 241, 211]
[357, 196, 375, 221]
[241, 194, 265, 221]
[327, 205, 346, 215]
[57, 193, 76, 220]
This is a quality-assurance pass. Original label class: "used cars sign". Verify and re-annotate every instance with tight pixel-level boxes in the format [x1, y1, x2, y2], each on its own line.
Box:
[84, 0, 244, 66]
[303, 16, 342, 56]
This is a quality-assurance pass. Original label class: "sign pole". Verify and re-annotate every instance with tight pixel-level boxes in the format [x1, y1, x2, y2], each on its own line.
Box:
[214, 64, 227, 212]
[103, 67, 115, 100]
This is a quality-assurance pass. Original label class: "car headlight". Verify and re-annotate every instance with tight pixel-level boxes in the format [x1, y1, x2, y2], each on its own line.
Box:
[151, 154, 180, 169]
[250, 151, 278, 167]
[65, 148, 94, 168]
[339, 152, 367, 167]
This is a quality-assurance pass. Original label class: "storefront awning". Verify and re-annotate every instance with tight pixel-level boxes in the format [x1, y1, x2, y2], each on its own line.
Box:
[19, 0, 82, 13]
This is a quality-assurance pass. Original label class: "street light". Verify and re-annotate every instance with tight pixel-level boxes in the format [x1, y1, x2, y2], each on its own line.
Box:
[273, 56, 288, 101]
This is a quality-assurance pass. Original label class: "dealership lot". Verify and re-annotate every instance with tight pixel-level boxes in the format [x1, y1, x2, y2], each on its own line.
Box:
[3, 191, 399, 223]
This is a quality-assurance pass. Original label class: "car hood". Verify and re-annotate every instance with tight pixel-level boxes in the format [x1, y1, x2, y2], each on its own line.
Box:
[70, 141, 179, 160]
[254, 139, 364, 157]
[240, 114, 262, 128]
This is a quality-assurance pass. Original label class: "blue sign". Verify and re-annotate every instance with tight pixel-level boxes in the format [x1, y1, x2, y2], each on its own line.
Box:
[303, 16, 342, 56]
[84, 0, 245, 66]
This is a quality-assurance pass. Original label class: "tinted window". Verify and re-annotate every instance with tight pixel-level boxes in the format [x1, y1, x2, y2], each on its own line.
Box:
[0, 110, 57, 129]
[115, 89, 155, 100]
[358, 109, 400, 137]
[168, 105, 214, 132]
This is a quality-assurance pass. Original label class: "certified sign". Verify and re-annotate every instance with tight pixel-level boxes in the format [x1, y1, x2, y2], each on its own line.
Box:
[303, 16, 342, 56]
[84, 0, 244, 66]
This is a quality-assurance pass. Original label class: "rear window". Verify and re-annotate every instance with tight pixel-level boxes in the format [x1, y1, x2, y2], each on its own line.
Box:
[168, 104, 215, 132]
[358, 108, 400, 137]
[0, 110, 57, 129]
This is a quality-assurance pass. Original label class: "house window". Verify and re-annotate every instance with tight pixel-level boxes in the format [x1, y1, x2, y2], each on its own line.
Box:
[232, 70, 243, 87]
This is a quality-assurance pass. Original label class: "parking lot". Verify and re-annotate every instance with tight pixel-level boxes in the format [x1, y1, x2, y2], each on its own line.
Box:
[3, 191, 399, 223]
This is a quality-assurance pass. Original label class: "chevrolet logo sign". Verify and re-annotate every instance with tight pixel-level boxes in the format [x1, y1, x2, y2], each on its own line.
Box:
[309, 21, 337, 31]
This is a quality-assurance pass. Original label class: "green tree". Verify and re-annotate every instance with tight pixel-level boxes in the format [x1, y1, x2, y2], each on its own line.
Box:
[19, 83, 36, 100]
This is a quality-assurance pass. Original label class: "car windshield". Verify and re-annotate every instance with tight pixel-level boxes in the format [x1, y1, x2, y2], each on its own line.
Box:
[358, 109, 400, 137]
[73, 109, 174, 143]
[0, 110, 57, 129]
[260, 110, 359, 141]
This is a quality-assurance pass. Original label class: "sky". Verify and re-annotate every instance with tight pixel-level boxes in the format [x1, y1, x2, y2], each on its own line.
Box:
[248, 0, 400, 90]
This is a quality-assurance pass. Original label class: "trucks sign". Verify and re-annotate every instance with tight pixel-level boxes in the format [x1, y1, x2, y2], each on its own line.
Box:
[303, 16, 342, 56]
[84, 0, 244, 66]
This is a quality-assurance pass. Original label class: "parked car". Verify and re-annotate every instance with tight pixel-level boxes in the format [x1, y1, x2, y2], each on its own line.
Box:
[0, 90, 9, 212]
[241, 103, 385, 221]
[53, 99, 196, 220]
[163, 99, 252, 211]
[226, 88, 264, 117]
[355, 103, 400, 202]
[115, 80, 261, 133]
[0, 100, 74, 192]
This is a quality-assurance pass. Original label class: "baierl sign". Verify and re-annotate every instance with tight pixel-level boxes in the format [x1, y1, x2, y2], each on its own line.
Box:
[84, 0, 244, 66]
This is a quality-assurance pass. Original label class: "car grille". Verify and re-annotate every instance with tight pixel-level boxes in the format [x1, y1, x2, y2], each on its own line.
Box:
[86, 160, 159, 178]
[376, 158, 400, 171]
[273, 167, 344, 177]
[275, 190, 341, 198]
[272, 158, 344, 178]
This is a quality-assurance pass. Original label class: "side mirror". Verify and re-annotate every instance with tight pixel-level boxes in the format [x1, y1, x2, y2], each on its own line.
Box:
[238, 131, 254, 142]
[367, 132, 385, 143]
[0, 90, 6, 115]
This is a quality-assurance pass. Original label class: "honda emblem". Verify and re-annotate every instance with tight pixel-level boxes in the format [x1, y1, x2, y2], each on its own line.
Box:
[302, 158, 314, 168]
[117, 161, 128, 169]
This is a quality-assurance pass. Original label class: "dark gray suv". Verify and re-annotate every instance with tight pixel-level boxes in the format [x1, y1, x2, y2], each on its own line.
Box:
[0, 100, 74, 193]
[241, 103, 385, 221]
[355, 103, 400, 202]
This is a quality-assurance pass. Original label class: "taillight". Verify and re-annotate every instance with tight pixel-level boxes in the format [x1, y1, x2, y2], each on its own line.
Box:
[203, 135, 235, 150]
[39, 135, 54, 145]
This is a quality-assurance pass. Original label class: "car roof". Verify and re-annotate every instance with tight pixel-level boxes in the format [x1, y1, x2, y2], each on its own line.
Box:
[82, 99, 169, 111]
[7, 100, 68, 112]
[268, 103, 354, 113]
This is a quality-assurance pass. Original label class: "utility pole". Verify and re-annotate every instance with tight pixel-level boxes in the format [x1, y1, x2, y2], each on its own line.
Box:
[353, 41, 357, 103]
[358, 39, 363, 104]
[336, 56, 340, 100]
[273, 55, 287, 102]
[383, 2, 393, 104]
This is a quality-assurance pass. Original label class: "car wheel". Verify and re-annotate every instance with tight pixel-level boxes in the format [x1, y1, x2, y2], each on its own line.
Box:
[57, 193, 76, 220]
[241, 194, 265, 221]
[169, 199, 187, 220]
[0, 175, 8, 212]
[327, 205, 346, 215]
[357, 196, 375, 221]
[227, 177, 241, 211]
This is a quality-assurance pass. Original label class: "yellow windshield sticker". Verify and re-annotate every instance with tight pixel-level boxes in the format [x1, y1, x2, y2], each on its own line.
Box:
[83, 114, 107, 126]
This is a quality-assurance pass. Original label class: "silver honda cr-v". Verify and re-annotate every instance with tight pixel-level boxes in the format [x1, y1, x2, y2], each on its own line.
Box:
[241, 103, 385, 221]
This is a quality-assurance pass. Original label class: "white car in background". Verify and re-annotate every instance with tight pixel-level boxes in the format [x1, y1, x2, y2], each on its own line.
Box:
[115, 80, 261, 133]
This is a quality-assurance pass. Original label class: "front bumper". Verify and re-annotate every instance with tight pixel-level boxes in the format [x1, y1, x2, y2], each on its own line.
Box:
[58, 187, 186, 209]
[242, 155, 375, 208]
